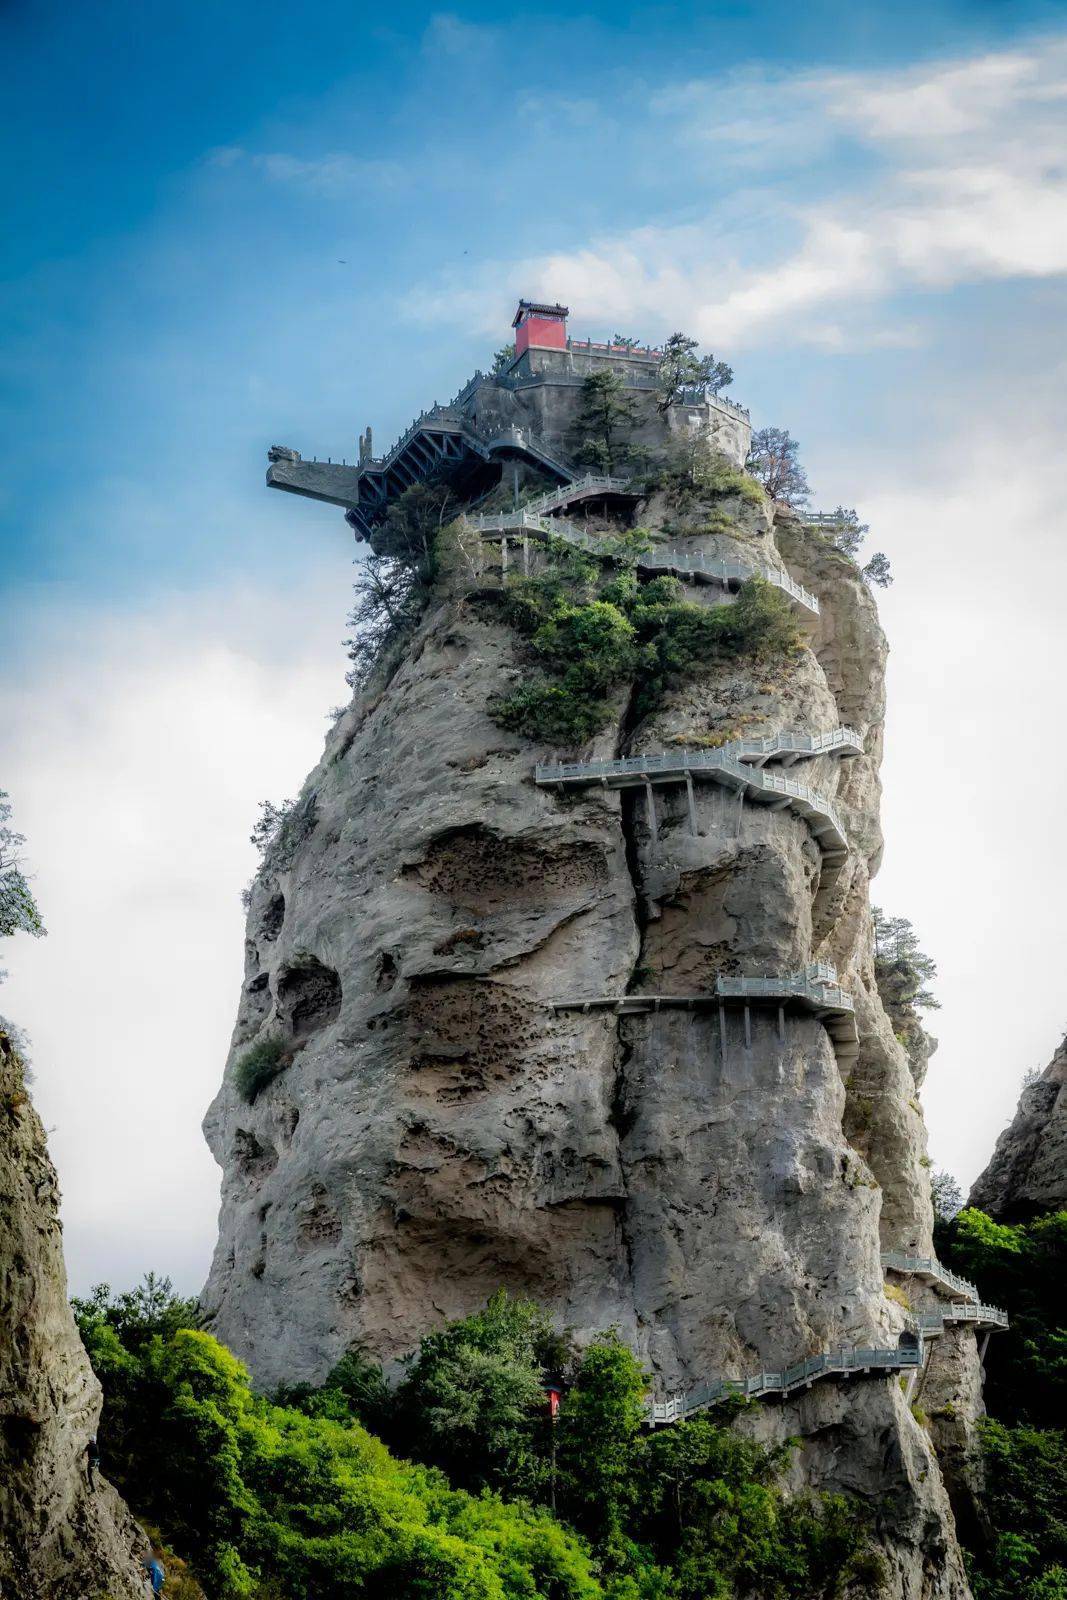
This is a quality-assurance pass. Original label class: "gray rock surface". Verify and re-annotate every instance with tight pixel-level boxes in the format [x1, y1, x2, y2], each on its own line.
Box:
[204, 452, 980, 1596]
[969, 1033, 1067, 1218]
[0, 1032, 147, 1600]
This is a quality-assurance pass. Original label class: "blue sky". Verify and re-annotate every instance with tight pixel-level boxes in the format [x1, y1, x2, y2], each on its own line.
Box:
[3, 0, 1067, 1293]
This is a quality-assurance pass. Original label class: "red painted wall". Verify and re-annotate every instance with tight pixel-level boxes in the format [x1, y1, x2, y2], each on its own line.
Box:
[515, 313, 568, 355]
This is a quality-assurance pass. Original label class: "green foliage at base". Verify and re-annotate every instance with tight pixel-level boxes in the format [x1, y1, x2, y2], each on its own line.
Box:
[75, 1287, 603, 1600]
[77, 1284, 882, 1600]
[937, 1210, 1067, 1597]
[968, 1420, 1067, 1600]
[490, 535, 802, 746]
[936, 1208, 1067, 1429]
[392, 1291, 567, 1500]
[233, 1034, 289, 1103]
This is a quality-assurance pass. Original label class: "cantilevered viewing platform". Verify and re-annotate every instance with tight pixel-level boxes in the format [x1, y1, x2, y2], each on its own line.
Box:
[553, 963, 860, 1066]
[266, 301, 754, 546]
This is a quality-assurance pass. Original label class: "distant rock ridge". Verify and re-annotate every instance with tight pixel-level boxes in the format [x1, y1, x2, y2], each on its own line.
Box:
[0, 1032, 146, 1599]
[969, 1034, 1067, 1219]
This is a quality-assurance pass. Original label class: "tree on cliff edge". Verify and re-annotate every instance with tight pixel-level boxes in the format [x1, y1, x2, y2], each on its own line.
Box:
[657, 333, 733, 410]
[745, 427, 811, 507]
[0, 790, 44, 980]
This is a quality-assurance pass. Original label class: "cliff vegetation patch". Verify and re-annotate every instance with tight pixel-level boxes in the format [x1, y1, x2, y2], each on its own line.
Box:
[233, 1032, 290, 1103]
[489, 536, 802, 746]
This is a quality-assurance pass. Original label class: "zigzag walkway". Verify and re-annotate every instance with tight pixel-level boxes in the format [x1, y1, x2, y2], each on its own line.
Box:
[520, 473, 637, 517]
[881, 1251, 978, 1303]
[649, 1340, 923, 1425]
[536, 736, 851, 865]
[647, 1255, 1009, 1426]
[466, 508, 821, 616]
[554, 962, 860, 1066]
[882, 1252, 1009, 1330]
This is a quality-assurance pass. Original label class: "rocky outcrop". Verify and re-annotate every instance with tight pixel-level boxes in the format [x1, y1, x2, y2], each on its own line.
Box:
[969, 1034, 1067, 1219]
[0, 1032, 147, 1599]
[204, 425, 982, 1595]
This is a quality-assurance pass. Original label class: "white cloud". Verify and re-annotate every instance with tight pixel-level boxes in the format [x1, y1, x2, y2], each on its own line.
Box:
[208, 146, 408, 195]
[410, 35, 1067, 349]
[422, 12, 497, 61]
[0, 571, 351, 1294]
[860, 403, 1067, 1191]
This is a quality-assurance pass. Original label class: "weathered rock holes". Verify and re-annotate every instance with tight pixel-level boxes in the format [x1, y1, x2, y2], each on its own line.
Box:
[402, 824, 609, 912]
[375, 951, 398, 991]
[261, 892, 285, 941]
[237, 970, 273, 1037]
[276, 956, 341, 1040]
[232, 1129, 278, 1181]
[295, 1183, 342, 1250]
[406, 975, 551, 1080]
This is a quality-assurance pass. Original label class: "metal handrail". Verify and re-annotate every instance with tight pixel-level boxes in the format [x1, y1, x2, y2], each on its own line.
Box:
[467, 510, 821, 615]
[640, 546, 819, 612]
[536, 746, 848, 857]
[535, 727, 861, 784]
[716, 972, 854, 1014]
[649, 1340, 922, 1424]
[522, 473, 634, 516]
[881, 1252, 978, 1303]
[803, 511, 855, 528]
[555, 965, 855, 1017]
[916, 1304, 1009, 1334]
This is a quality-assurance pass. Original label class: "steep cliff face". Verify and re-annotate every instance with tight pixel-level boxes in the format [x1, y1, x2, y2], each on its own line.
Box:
[204, 443, 980, 1596]
[0, 1033, 146, 1600]
[969, 1034, 1067, 1219]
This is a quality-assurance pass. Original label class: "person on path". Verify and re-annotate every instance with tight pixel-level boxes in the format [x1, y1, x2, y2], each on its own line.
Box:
[144, 1554, 165, 1595]
[85, 1436, 100, 1490]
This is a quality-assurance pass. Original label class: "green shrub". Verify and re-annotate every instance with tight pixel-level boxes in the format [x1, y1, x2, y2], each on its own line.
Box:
[491, 680, 615, 744]
[233, 1034, 289, 1103]
[967, 1420, 1067, 1600]
[936, 1208, 1067, 1429]
[936, 1209, 1067, 1597]
[650, 440, 766, 509]
[78, 1282, 885, 1600]
[492, 548, 801, 747]
[76, 1305, 602, 1600]
[394, 1290, 566, 1500]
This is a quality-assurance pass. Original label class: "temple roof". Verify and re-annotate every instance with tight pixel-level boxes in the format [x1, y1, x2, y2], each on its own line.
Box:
[512, 299, 570, 326]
